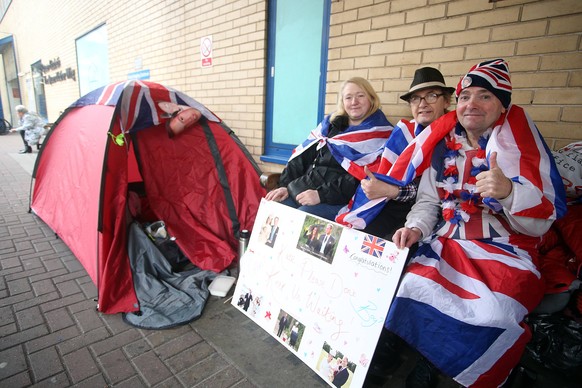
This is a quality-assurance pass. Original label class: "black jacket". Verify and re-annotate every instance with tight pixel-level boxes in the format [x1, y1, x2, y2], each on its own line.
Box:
[278, 116, 358, 205]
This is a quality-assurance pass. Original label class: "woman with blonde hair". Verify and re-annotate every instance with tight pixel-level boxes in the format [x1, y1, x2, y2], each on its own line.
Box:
[265, 77, 393, 220]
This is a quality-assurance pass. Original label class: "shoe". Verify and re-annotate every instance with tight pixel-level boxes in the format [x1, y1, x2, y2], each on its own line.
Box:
[18, 147, 32, 154]
[406, 357, 439, 388]
[502, 365, 537, 388]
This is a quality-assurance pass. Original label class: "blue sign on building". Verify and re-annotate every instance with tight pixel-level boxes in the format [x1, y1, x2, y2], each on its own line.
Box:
[127, 69, 150, 80]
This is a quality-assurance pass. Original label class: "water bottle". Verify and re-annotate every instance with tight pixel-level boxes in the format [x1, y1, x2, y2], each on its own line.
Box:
[233, 229, 250, 279]
[238, 229, 250, 258]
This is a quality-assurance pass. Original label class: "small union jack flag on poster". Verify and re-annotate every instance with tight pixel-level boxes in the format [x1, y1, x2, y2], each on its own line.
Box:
[361, 235, 386, 258]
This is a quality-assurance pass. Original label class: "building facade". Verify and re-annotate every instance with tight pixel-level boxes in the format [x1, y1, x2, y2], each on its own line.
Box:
[1, 0, 581, 172]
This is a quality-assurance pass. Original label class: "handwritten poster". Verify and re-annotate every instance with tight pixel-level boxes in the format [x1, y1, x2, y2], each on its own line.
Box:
[232, 200, 408, 388]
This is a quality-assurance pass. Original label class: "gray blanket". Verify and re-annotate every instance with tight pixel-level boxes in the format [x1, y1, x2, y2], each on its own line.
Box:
[123, 222, 218, 329]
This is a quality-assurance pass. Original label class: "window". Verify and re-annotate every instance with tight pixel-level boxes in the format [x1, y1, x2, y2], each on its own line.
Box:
[76, 24, 109, 96]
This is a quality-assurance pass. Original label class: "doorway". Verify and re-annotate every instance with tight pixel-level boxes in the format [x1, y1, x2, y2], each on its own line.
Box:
[262, 0, 331, 164]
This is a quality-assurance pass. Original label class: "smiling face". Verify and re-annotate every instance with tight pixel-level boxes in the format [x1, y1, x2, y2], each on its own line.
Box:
[342, 82, 372, 126]
[457, 87, 505, 141]
[409, 87, 450, 127]
[325, 224, 333, 235]
[310, 227, 319, 238]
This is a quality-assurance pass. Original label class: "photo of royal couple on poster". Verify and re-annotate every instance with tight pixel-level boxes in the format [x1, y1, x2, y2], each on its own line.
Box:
[258, 214, 280, 248]
[317, 342, 357, 388]
[236, 288, 262, 318]
[297, 215, 342, 264]
[274, 310, 305, 352]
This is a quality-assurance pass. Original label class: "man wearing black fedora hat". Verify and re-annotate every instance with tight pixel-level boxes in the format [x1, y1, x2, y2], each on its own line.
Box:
[399, 66, 456, 128]
[336, 67, 455, 242]
[352, 67, 456, 388]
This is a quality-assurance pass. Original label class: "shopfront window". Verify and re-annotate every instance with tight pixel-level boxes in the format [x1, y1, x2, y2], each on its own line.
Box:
[76, 24, 109, 96]
[31, 60, 47, 119]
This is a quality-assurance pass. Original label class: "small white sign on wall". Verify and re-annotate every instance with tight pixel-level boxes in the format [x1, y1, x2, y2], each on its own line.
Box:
[232, 199, 408, 388]
[200, 35, 213, 67]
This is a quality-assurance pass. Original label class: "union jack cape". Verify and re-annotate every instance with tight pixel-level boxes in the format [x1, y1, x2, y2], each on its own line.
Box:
[381, 105, 567, 387]
[386, 234, 545, 387]
[335, 119, 421, 228]
[289, 109, 393, 180]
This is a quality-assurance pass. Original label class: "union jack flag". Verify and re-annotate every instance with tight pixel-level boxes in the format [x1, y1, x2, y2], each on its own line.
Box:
[386, 235, 544, 387]
[289, 110, 393, 180]
[360, 235, 386, 258]
[335, 119, 420, 228]
[381, 104, 567, 387]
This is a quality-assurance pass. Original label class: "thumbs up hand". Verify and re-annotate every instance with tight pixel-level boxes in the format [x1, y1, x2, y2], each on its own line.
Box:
[475, 152, 513, 199]
[361, 166, 399, 200]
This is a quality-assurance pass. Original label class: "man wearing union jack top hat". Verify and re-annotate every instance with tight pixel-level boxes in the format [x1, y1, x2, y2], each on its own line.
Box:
[369, 59, 566, 388]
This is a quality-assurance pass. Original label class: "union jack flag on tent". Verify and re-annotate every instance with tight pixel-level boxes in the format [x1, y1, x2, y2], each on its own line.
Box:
[70, 80, 220, 134]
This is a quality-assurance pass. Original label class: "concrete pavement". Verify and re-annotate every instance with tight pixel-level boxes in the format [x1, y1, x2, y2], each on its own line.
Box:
[1, 130, 579, 388]
[0, 132, 328, 388]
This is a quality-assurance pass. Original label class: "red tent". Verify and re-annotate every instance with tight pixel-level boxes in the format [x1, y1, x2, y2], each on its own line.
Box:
[31, 81, 265, 313]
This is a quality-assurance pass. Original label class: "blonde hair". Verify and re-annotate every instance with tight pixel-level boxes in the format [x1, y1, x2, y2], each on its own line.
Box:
[331, 77, 381, 122]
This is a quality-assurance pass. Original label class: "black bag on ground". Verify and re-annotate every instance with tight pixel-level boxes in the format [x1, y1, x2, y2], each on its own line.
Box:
[525, 313, 582, 372]
[156, 238, 190, 272]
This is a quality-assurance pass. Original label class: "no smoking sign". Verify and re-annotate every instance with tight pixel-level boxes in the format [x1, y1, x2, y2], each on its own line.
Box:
[200, 36, 213, 67]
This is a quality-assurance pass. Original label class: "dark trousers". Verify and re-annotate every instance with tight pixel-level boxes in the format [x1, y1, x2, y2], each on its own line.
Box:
[19, 129, 27, 147]
[362, 200, 414, 241]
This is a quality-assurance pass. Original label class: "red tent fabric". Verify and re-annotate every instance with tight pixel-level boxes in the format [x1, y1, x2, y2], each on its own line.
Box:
[31, 81, 265, 313]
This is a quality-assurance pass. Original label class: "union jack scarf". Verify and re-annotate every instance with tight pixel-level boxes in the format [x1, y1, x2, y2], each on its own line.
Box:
[288, 109, 394, 180]
[339, 106, 565, 228]
[335, 119, 422, 228]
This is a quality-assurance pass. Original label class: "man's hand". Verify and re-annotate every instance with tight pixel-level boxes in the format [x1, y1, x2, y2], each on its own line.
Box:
[392, 227, 422, 249]
[295, 189, 321, 206]
[475, 152, 512, 199]
[265, 187, 289, 202]
[361, 166, 399, 200]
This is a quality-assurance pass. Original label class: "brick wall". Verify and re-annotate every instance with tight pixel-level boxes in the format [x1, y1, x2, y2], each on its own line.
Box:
[0, 0, 268, 158]
[1, 0, 580, 172]
[328, 0, 582, 153]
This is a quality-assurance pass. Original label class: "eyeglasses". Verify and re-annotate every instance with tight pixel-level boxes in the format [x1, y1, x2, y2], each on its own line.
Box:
[408, 93, 444, 105]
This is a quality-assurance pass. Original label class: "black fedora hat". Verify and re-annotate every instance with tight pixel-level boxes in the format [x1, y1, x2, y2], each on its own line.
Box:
[400, 67, 456, 101]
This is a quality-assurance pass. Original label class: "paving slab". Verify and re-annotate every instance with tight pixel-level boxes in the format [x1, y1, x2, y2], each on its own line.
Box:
[1, 131, 579, 388]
